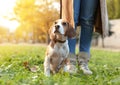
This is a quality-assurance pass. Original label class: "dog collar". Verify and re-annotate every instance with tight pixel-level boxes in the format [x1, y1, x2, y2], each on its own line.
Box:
[55, 39, 66, 43]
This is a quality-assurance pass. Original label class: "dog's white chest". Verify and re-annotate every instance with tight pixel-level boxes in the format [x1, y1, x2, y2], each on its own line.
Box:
[54, 41, 69, 58]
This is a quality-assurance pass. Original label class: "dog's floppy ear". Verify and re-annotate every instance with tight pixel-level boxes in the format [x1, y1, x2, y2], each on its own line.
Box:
[65, 23, 76, 38]
[49, 26, 56, 40]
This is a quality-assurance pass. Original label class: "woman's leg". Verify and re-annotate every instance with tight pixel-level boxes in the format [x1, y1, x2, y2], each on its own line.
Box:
[80, 0, 98, 53]
[78, 0, 98, 74]
[68, 0, 81, 54]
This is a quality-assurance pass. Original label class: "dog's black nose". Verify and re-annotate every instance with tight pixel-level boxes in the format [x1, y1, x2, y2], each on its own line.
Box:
[55, 25, 60, 30]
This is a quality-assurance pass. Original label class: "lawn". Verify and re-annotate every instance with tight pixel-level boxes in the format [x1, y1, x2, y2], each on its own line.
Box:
[0, 45, 120, 85]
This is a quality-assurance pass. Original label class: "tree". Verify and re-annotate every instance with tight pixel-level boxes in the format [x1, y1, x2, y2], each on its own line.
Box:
[14, 0, 59, 43]
[107, 0, 120, 19]
[0, 27, 9, 43]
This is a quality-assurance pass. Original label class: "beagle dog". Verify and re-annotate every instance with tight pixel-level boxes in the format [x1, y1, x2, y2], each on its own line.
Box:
[44, 19, 76, 76]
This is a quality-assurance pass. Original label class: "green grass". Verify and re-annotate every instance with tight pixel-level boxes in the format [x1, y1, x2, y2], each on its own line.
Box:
[0, 45, 120, 85]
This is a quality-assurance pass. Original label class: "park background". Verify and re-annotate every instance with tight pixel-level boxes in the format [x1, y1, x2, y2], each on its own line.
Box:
[0, 0, 120, 49]
[0, 0, 120, 85]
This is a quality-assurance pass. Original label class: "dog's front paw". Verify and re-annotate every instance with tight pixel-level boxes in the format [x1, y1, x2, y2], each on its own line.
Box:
[64, 64, 77, 74]
[44, 71, 50, 77]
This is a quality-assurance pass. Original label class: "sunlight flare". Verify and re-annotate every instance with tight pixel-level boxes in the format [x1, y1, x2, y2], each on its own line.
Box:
[0, 0, 19, 32]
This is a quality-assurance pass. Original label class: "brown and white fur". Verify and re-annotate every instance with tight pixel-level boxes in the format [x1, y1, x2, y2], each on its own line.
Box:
[44, 19, 76, 76]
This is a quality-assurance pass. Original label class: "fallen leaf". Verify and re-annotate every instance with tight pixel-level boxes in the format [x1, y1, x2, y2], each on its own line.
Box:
[23, 62, 38, 72]
[23, 61, 30, 71]
[30, 66, 38, 72]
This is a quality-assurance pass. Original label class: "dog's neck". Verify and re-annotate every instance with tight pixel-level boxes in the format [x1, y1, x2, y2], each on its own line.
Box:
[50, 39, 66, 48]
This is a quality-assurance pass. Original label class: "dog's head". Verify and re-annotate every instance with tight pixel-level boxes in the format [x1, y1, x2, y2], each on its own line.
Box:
[49, 19, 76, 42]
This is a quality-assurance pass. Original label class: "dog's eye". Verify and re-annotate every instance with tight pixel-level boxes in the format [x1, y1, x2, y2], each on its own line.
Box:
[62, 22, 67, 26]
[55, 22, 57, 24]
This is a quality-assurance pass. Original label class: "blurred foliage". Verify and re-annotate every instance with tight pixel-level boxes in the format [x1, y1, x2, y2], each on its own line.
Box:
[0, 27, 9, 36]
[0, 27, 9, 43]
[0, 0, 119, 43]
[14, 0, 59, 43]
[107, 0, 120, 19]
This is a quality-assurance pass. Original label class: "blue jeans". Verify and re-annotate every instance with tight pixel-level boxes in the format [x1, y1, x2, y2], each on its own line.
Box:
[68, 0, 98, 54]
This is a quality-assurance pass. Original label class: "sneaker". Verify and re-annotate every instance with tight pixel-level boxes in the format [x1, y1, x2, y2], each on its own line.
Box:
[80, 63, 92, 75]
